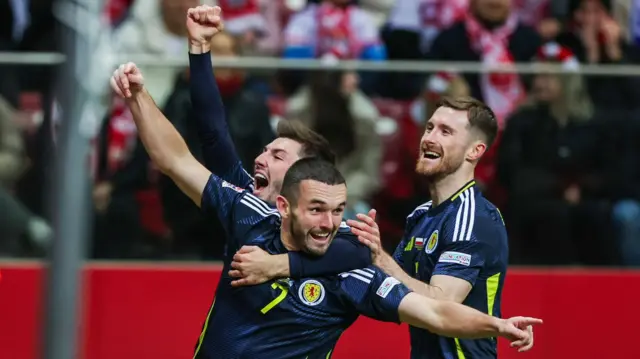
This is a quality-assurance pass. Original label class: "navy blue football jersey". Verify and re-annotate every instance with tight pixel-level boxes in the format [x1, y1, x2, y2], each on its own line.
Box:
[194, 173, 412, 359]
[393, 180, 508, 359]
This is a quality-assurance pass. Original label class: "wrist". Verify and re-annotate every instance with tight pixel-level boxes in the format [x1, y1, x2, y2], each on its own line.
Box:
[273, 254, 290, 278]
[493, 318, 507, 336]
[380, 252, 397, 273]
[189, 40, 211, 54]
[126, 87, 148, 104]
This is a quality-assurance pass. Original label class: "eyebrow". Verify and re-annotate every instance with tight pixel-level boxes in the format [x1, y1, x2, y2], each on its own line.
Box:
[310, 199, 347, 207]
[270, 148, 287, 156]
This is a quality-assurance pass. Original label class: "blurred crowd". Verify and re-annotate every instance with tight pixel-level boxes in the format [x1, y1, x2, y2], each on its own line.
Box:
[2, 0, 640, 267]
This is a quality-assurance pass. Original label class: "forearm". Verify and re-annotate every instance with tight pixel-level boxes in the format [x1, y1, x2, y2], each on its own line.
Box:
[289, 239, 371, 278]
[126, 90, 190, 174]
[379, 253, 445, 299]
[399, 293, 501, 339]
[188, 42, 242, 174]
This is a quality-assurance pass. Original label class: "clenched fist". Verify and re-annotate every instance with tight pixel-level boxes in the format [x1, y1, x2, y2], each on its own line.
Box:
[187, 5, 224, 46]
[110, 62, 144, 99]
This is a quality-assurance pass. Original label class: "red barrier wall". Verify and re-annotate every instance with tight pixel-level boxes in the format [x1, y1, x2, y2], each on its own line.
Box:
[0, 262, 637, 359]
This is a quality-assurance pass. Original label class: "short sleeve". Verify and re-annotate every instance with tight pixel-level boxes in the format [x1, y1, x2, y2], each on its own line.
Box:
[432, 218, 499, 286]
[201, 174, 279, 248]
[338, 266, 412, 323]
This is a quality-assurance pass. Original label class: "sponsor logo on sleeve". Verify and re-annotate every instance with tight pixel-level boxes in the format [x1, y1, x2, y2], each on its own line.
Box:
[376, 277, 401, 298]
[221, 181, 243, 193]
[438, 251, 471, 266]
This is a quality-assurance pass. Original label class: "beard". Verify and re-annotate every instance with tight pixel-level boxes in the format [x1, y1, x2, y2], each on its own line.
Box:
[289, 211, 334, 257]
[415, 152, 465, 180]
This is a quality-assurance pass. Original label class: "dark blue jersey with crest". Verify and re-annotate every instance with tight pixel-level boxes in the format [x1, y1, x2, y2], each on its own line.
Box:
[392, 180, 508, 359]
[193, 173, 412, 359]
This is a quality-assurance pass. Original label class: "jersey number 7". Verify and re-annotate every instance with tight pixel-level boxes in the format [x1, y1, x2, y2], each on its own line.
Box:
[260, 282, 289, 314]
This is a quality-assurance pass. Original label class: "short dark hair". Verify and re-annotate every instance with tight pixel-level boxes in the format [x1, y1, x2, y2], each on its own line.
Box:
[437, 96, 498, 149]
[276, 120, 336, 165]
[281, 157, 346, 204]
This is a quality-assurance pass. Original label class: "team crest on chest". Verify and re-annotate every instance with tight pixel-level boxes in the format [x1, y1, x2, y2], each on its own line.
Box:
[425, 230, 439, 254]
[299, 280, 325, 306]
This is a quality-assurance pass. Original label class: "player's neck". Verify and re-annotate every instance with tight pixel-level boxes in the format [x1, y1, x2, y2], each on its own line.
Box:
[279, 224, 301, 252]
[428, 169, 474, 206]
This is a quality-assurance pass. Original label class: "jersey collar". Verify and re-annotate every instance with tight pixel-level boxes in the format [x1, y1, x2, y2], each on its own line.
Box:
[429, 179, 477, 215]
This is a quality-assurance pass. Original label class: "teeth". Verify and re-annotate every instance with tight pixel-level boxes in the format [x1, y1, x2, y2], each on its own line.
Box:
[313, 233, 329, 237]
[425, 151, 440, 158]
[255, 173, 267, 180]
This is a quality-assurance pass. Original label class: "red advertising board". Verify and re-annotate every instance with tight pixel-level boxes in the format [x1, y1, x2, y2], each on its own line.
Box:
[0, 262, 637, 359]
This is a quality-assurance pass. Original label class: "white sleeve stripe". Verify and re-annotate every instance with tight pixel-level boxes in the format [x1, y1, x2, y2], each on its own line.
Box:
[239, 198, 279, 218]
[459, 191, 470, 243]
[362, 267, 375, 274]
[452, 192, 467, 242]
[464, 188, 476, 242]
[351, 268, 374, 278]
[339, 272, 372, 284]
[243, 193, 277, 214]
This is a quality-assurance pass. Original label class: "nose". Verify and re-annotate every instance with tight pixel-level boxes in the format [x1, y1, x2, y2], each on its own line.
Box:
[422, 132, 437, 146]
[318, 212, 334, 230]
[254, 153, 267, 168]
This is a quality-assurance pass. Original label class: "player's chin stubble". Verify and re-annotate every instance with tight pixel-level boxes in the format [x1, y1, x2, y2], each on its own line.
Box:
[415, 155, 461, 180]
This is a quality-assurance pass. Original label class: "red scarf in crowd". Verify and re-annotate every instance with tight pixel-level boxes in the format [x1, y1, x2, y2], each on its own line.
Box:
[465, 14, 524, 127]
[90, 96, 138, 181]
[315, 3, 357, 59]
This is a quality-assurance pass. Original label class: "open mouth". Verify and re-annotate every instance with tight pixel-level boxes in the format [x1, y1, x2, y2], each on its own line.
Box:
[254, 172, 269, 191]
[310, 232, 331, 242]
[422, 150, 442, 160]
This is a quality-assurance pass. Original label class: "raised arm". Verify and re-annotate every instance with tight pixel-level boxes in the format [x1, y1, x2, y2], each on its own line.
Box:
[110, 63, 210, 207]
[187, 5, 253, 188]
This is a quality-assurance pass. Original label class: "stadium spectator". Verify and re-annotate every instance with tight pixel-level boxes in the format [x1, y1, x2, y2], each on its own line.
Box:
[0, 0, 56, 107]
[285, 70, 382, 219]
[282, 0, 386, 94]
[426, 0, 542, 126]
[497, 43, 618, 265]
[611, 114, 640, 267]
[159, 31, 273, 259]
[0, 95, 50, 256]
[283, 0, 386, 60]
[0, 96, 26, 189]
[556, 0, 640, 109]
[91, 97, 152, 259]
